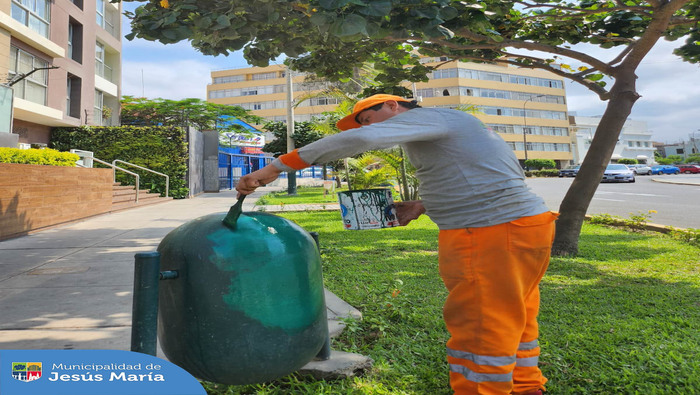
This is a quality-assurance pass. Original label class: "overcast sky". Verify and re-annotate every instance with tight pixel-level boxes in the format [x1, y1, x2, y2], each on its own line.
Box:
[120, 5, 699, 144]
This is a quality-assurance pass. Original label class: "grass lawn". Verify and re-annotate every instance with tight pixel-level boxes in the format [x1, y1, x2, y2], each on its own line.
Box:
[203, 208, 699, 394]
[255, 186, 349, 205]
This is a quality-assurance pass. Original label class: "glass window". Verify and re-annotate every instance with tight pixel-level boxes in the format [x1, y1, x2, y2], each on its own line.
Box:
[8, 46, 48, 105]
[96, 0, 105, 27]
[94, 89, 103, 126]
[95, 42, 105, 78]
[11, 0, 50, 38]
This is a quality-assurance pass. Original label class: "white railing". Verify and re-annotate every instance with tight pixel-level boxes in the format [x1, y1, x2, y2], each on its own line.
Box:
[113, 160, 169, 198]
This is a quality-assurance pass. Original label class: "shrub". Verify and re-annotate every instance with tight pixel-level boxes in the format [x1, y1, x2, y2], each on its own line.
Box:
[532, 169, 560, 177]
[524, 158, 556, 170]
[50, 126, 189, 198]
[617, 158, 638, 165]
[0, 147, 79, 166]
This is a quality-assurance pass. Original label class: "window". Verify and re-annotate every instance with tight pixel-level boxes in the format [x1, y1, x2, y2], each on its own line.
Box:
[68, 19, 83, 63]
[11, 0, 50, 38]
[71, 0, 83, 9]
[212, 75, 245, 84]
[251, 72, 279, 80]
[66, 74, 81, 118]
[94, 89, 103, 125]
[95, 42, 112, 81]
[96, 0, 105, 27]
[9, 46, 48, 105]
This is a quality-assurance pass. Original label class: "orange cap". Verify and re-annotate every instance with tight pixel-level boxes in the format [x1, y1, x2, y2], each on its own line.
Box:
[336, 94, 411, 131]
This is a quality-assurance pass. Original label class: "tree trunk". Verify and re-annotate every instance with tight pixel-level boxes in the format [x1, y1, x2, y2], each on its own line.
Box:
[551, 74, 640, 256]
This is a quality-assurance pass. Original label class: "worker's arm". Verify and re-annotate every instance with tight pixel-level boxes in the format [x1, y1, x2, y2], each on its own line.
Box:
[236, 164, 282, 196]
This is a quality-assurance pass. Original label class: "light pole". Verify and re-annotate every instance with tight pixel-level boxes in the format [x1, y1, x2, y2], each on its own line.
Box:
[225, 132, 235, 148]
[522, 94, 545, 169]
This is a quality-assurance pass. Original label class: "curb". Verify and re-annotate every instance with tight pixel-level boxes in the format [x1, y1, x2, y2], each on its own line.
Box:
[584, 215, 678, 234]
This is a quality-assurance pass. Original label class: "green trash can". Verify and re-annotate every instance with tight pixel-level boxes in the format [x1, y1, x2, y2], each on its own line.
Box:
[156, 210, 328, 385]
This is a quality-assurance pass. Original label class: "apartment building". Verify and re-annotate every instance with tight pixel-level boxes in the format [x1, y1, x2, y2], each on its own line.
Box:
[0, 0, 121, 147]
[570, 116, 656, 165]
[207, 59, 572, 167]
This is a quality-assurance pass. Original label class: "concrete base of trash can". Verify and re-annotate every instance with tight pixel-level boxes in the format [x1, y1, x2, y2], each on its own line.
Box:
[299, 350, 373, 380]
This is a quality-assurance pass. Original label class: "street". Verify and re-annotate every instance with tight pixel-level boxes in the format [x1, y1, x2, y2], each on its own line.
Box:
[526, 176, 700, 229]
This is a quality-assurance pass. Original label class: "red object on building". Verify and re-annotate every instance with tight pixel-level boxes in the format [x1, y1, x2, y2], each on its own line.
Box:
[242, 147, 263, 154]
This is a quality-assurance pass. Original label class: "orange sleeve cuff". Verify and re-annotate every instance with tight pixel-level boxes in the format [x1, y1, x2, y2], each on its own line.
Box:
[278, 149, 310, 170]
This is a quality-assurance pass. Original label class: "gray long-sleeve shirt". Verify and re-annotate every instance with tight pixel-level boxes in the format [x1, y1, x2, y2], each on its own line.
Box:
[272, 107, 548, 229]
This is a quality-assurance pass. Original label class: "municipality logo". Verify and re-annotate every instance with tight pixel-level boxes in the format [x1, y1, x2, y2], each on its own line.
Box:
[12, 362, 42, 382]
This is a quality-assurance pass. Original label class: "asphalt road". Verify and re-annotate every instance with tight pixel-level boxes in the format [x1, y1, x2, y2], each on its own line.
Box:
[526, 175, 700, 229]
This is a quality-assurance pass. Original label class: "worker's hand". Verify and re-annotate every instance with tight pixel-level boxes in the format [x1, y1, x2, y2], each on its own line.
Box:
[236, 165, 282, 196]
[394, 200, 426, 226]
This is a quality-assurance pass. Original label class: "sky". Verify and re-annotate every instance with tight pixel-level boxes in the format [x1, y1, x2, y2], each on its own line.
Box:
[120, 4, 699, 144]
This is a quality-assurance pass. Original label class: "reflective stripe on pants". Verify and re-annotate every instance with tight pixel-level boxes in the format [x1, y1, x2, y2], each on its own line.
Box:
[438, 211, 558, 394]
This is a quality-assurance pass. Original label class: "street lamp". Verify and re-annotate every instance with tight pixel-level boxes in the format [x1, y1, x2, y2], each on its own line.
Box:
[225, 132, 235, 148]
[522, 94, 546, 169]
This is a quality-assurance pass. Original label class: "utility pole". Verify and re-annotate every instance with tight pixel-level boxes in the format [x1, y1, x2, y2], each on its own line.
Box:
[285, 66, 297, 195]
[522, 94, 545, 170]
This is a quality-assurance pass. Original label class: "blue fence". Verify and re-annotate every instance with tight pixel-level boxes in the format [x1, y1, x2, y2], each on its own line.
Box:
[218, 149, 330, 190]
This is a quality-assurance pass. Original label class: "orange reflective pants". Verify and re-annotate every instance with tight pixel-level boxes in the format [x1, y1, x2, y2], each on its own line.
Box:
[438, 211, 558, 395]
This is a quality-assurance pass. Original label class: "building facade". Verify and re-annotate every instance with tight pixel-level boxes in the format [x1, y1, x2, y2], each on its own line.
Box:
[569, 116, 656, 165]
[208, 59, 573, 167]
[0, 0, 121, 146]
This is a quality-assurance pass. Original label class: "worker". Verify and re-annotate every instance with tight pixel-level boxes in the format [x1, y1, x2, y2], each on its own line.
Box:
[236, 94, 558, 395]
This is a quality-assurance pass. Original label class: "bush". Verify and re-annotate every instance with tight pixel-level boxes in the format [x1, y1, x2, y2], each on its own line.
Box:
[531, 169, 560, 177]
[524, 158, 556, 170]
[50, 126, 189, 198]
[0, 147, 79, 166]
[617, 158, 638, 165]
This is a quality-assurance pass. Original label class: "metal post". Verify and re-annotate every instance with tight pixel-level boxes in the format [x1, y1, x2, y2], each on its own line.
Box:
[131, 252, 161, 356]
[522, 94, 545, 170]
[286, 66, 297, 195]
[309, 231, 331, 361]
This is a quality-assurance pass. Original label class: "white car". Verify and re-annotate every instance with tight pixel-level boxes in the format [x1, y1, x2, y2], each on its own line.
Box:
[627, 164, 652, 175]
[602, 164, 636, 183]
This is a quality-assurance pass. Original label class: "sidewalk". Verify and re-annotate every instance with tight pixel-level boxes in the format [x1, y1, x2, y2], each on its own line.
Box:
[0, 188, 361, 360]
[650, 174, 700, 186]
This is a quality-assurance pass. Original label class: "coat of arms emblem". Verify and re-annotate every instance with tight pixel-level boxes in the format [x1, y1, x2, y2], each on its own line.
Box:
[12, 362, 42, 381]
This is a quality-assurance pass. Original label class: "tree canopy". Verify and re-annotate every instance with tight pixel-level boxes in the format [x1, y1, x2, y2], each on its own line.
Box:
[123, 0, 700, 255]
[120, 96, 262, 133]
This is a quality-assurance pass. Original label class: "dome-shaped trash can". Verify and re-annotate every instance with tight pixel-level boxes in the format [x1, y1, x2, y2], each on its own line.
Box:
[156, 210, 328, 385]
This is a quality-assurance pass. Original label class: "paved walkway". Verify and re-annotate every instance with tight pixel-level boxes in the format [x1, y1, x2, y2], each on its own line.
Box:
[0, 187, 360, 357]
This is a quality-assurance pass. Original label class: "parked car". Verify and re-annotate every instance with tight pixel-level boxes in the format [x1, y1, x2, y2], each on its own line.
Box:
[558, 165, 580, 177]
[602, 164, 635, 183]
[651, 165, 680, 175]
[627, 164, 652, 175]
[678, 164, 700, 174]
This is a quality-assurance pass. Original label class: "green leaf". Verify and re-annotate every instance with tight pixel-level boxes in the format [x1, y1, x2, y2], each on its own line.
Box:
[337, 14, 367, 37]
[438, 6, 458, 20]
[362, 1, 392, 17]
[194, 16, 212, 29]
[214, 14, 231, 29]
[310, 12, 331, 26]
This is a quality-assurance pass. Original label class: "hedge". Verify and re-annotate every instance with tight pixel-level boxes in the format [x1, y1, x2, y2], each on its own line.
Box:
[525, 169, 560, 177]
[51, 126, 189, 199]
[0, 148, 79, 166]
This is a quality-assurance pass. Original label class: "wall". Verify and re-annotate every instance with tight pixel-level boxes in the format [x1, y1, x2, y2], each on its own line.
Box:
[0, 163, 113, 240]
[188, 126, 204, 196]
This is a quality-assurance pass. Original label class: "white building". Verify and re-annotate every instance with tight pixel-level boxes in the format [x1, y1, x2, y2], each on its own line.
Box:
[570, 116, 655, 165]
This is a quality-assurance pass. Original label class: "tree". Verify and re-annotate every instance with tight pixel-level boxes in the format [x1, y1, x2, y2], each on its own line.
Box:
[124, 0, 700, 255]
[685, 154, 700, 163]
[261, 121, 323, 157]
[121, 96, 262, 134]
